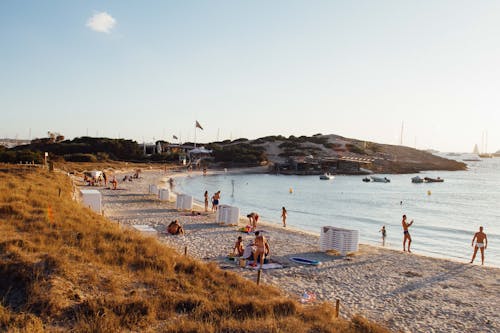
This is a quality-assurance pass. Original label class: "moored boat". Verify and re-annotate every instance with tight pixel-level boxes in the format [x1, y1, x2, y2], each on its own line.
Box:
[424, 177, 444, 183]
[371, 176, 390, 183]
[319, 173, 334, 180]
[362, 177, 371, 182]
[411, 176, 424, 183]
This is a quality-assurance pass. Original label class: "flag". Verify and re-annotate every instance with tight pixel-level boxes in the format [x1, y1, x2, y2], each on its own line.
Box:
[173, 135, 178, 140]
[195, 120, 204, 130]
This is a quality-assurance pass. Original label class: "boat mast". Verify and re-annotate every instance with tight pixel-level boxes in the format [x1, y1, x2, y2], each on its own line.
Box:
[400, 121, 404, 146]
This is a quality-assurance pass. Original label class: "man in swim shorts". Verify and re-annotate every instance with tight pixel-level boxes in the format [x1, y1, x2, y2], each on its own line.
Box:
[212, 191, 221, 212]
[470, 226, 487, 265]
[401, 214, 414, 252]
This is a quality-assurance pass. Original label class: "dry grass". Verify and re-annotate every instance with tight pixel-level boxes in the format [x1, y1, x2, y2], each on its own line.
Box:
[0, 164, 391, 332]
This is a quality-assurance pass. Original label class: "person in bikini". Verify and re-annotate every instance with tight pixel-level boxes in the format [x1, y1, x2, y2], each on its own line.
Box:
[251, 231, 269, 267]
[247, 212, 259, 231]
[281, 207, 287, 227]
[204, 190, 209, 212]
[402, 214, 414, 252]
[470, 226, 487, 265]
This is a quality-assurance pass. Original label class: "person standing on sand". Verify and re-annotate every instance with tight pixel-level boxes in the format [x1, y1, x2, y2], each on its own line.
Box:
[401, 215, 414, 252]
[281, 207, 287, 227]
[204, 190, 209, 212]
[380, 225, 386, 246]
[470, 226, 488, 265]
[251, 231, 269, 267]
[212, 191, 221, 212]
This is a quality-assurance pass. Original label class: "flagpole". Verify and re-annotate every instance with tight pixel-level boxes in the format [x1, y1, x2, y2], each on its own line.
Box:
[194, 124, 197, 148]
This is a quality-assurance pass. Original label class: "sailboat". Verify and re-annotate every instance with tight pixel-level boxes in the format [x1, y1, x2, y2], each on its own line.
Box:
[473, 144, 479, 155]
[478, 132, 492, 158]
[463, 144, 481, 162]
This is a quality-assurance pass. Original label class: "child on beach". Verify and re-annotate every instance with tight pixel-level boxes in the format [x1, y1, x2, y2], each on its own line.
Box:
[233, 236, 244, 256]
[281, 207, 287, 227]
[380, 225, 386, 246]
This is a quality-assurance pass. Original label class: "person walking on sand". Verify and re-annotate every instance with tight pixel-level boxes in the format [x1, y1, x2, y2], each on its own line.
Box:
[281, 207, 287, 227]
[470, 226, 488, 265]
[402, 214, 414, 252]
[380, 225, 387, 246]
[204, 190, 209, 212]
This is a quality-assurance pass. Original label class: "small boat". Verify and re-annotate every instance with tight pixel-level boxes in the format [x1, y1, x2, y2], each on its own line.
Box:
[411, 176, 424, 183]
[371, 176, 390, 183]
[319, 173, 334, 180]
[424, 177, 444, 183]
[362, 177, 371, 182]
[289, 257, 321, 266]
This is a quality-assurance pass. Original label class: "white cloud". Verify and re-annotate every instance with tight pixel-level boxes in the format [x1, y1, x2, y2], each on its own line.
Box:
[86, 12, 116, 33]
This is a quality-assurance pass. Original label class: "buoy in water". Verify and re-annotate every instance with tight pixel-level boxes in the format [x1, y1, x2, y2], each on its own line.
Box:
[289, 187, 293, 194]
[427, 190, 432, 196]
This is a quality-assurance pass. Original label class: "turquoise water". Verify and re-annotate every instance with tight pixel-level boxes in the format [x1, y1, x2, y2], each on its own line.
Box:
[176, 158, 500, 267]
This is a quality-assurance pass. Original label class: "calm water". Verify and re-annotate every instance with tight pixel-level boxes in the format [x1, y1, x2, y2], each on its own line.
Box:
[176, 158, 500, 267]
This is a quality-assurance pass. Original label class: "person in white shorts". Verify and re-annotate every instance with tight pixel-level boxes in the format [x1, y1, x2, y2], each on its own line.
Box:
[470, 226, 488, 265]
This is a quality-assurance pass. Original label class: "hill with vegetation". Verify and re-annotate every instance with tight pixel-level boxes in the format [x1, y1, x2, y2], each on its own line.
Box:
[0, 165, 389, 332]
[0, 133, 466, 173]
[209, 134, 466, 173]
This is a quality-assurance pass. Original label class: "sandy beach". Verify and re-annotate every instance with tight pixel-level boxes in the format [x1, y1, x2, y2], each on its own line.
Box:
[89, 169, 499, 333]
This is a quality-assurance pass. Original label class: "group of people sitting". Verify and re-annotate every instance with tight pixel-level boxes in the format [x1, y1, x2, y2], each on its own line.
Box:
[167, 220, 184, 235]
[233, 231, 270, 267]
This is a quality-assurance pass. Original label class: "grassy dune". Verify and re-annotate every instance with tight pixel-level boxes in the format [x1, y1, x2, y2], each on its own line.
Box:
[0, 164, 389, 333]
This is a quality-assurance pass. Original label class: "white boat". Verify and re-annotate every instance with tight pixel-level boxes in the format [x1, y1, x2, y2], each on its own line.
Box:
[371, 176, 390, 183]
[411, 176, 424, 183]
[319, 173, 335, 180]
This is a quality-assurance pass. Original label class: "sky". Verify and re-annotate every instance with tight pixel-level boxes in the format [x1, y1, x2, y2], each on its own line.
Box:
[1, 1, 499, 152]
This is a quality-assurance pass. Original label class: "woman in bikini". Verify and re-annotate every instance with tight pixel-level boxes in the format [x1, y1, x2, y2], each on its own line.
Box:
[251, 231, 269, 267]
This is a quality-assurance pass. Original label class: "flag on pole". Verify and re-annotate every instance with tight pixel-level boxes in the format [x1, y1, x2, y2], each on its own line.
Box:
[195, 120, 204, 130]
[173, 135, 178, 140]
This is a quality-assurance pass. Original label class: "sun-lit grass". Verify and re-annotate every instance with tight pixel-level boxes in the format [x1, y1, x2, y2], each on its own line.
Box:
[0, 164, 390, 332]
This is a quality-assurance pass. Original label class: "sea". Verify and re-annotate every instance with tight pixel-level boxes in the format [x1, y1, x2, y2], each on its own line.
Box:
[176, 157, 500, 267]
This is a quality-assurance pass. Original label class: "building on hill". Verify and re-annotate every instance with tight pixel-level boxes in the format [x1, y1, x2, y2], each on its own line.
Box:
[276, 155, 373, 175]
[0, 138, 31, 148]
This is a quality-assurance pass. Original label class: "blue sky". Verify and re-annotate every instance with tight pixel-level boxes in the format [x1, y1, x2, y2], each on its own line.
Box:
[1, 1, 499, 152]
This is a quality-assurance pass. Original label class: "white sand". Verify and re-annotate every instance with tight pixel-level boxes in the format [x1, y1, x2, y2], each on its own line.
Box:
[82, 169, 499, 333]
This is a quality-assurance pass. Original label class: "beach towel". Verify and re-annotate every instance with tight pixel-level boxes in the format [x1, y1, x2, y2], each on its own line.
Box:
[246, 262, 283, 270]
